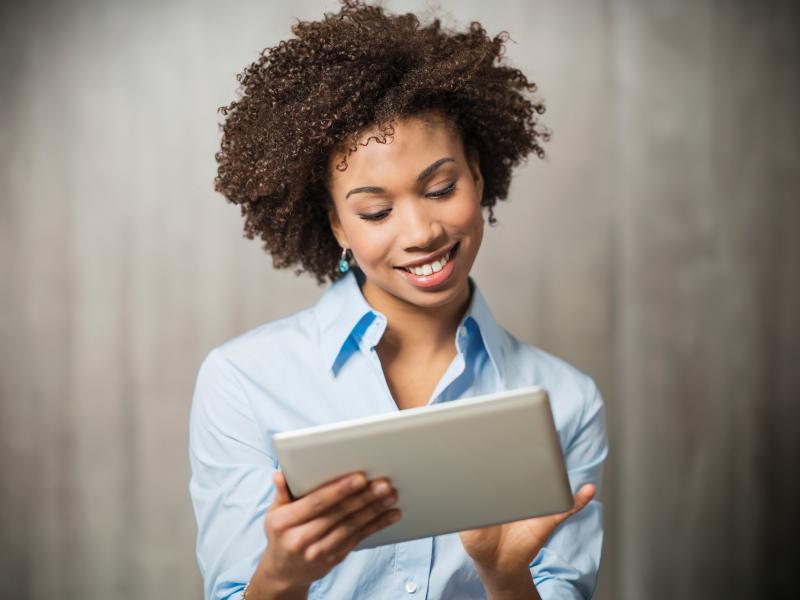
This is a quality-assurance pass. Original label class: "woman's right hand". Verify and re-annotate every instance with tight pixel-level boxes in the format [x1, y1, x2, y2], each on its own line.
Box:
[251, 469, 402, 597]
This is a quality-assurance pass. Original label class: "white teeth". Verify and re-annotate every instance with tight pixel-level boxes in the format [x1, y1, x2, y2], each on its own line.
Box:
[404, 247, 452, 276]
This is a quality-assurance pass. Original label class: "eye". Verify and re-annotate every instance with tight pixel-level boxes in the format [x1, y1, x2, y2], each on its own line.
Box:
[427, 181, 457, 198]
[358, 181, 457, 223]
[359, 210, 390, 222]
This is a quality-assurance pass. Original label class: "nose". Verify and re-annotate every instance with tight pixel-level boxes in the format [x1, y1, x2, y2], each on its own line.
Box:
[397, 200, 446, 251]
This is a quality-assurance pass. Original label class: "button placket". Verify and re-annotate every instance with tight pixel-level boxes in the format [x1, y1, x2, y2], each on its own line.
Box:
[395, 537, 431, 599]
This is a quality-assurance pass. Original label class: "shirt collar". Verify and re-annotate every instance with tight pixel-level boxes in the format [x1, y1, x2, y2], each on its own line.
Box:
[314, 266, 506, 382]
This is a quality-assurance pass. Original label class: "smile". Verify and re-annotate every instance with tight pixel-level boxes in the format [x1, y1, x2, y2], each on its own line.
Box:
[400, 245, 454, 275]
[394, 242, 460, 289]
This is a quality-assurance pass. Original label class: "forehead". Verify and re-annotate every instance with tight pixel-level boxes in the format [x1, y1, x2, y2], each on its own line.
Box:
[327, 113, 464, 188]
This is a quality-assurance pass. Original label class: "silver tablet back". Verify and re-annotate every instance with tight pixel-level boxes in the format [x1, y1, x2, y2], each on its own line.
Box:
[271, 385, 572, 551]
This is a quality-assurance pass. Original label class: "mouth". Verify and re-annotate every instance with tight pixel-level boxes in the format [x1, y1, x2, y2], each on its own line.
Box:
[394, 241, 460, 289]
[394, 241, 459, 273]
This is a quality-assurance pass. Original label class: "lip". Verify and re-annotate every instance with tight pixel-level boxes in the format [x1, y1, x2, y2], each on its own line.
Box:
[395, 242, 459, 289]
[394, 241, 459, 270]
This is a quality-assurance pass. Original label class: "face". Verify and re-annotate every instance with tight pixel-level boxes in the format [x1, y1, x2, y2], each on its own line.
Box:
[326, 112, 485, 312]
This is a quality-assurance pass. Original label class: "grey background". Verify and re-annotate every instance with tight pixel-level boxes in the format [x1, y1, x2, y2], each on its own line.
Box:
[1, 0, 797, 598]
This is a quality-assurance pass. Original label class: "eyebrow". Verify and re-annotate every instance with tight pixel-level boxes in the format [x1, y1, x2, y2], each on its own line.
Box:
[345, 157, 456, 200]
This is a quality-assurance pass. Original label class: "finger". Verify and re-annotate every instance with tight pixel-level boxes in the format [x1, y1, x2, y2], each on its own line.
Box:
[277, 471, 369, 529]
[269, 471, 292, 509]
[553, 483, 596, 526]
[572, 483, 596, 511]
[289, 480, 395, 552]
[306, 501, 402, 563]
[303, 492, 399, 561]
[338, 505, 403, 557]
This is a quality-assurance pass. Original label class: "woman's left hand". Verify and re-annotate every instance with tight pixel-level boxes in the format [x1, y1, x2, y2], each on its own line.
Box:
[459, 483, 596, 577]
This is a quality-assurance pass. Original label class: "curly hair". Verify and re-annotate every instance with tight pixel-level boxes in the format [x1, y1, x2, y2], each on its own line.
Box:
[214, 0, 550, 285]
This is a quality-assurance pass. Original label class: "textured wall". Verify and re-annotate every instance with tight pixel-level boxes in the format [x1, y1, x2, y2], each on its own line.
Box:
[1, 0, 797, 598]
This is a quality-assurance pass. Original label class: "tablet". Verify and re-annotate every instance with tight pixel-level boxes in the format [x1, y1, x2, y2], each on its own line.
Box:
[271, 385, 572, 551]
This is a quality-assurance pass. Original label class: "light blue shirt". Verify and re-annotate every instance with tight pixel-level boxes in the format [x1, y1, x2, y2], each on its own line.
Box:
[189, 266, 608, 600]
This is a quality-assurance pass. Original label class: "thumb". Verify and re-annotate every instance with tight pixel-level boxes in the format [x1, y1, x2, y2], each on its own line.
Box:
[270, 470, 292, 508]
[571, 483, 596, 512]
[553, 483, 596, 526]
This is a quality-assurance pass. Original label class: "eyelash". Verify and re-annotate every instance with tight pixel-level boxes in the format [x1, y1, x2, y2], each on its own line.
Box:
[359, 181, 457, 222]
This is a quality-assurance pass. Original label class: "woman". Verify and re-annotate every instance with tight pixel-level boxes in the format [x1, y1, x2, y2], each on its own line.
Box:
[189, 1, 608, 599]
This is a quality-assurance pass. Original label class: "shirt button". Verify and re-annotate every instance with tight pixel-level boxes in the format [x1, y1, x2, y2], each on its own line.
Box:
[405, 580, 417, 593]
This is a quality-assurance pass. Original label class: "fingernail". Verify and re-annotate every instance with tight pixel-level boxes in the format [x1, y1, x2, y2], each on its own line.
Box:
[351, 475, 366, 489]
[371, 481, 390, 496]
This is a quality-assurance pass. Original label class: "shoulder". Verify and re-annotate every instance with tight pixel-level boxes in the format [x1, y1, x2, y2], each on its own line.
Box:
[201, 303, 322, 378]
[502, 330, 599, 398]
[500, 330, 605, 453]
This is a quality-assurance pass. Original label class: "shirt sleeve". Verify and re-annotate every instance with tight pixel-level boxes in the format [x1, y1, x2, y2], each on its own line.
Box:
[189, 347, 278, 600]
[530, 375, 608, 599]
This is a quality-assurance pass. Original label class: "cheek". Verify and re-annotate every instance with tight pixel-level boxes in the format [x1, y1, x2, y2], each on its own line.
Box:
[348, 223, 392, 264]
[450, 195, 484, 257]
[449, 193, 484, 231]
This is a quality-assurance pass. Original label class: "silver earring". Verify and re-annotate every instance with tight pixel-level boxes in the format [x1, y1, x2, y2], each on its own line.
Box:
[338, 247, 350, 273]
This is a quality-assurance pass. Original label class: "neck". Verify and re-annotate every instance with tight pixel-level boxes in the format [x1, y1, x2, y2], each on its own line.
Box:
[357, 268, 473, 359]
